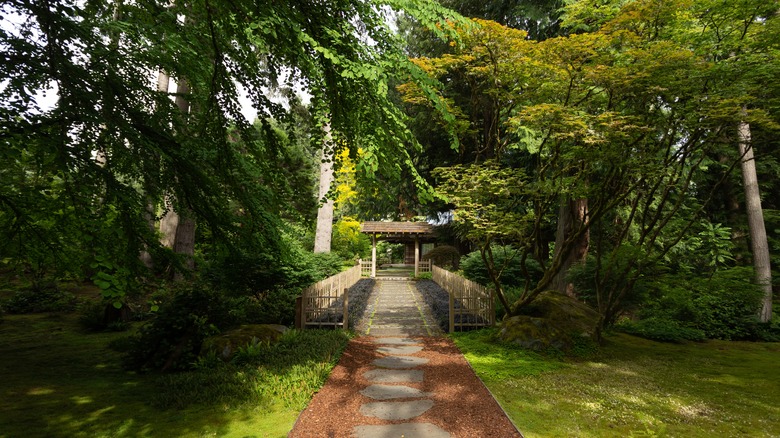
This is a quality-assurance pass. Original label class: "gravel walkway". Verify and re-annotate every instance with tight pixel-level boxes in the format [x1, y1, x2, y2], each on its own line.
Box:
[289, 279, 521, 438]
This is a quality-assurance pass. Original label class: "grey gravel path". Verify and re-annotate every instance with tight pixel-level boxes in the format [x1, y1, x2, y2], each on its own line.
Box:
[352, 279, 451, 438]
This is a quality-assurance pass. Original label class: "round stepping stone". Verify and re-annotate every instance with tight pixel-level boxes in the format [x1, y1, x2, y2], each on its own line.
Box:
[352, 423, 451, 438]
[370, 328, 430, 337]
[360, 384, 432, 400]
[373, 337, 420, 345]
[377, 345, 423, 355]
[372, 355, 428, 369]
[363, 369, 423, 383]
[359, 400, 434, 420]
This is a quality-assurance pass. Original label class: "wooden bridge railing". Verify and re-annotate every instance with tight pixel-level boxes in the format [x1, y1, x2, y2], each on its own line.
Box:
[432, 265, 495, 332]
[296, 265, 361, 329]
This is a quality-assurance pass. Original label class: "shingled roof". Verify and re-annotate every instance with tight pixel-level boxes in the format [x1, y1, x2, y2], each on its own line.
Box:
[360, 221, 436, 240]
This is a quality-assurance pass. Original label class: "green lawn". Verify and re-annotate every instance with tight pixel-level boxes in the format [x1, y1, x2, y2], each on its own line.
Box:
[0, 312, 345, 438]
[452, 329, 780, 437]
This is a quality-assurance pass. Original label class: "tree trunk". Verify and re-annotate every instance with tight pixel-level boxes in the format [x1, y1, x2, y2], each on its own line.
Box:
[313, 124, 334, 253]
[159, 201, 179, 249]
[160, 79, 197, 274]
[139, 70, 171, 268]
[173, 214, 196, 271]
[551, 198, 589, 297]
[738, 118, 773, 322]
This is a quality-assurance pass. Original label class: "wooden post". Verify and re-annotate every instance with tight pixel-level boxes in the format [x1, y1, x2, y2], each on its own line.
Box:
[295, 296, 303, 329]
[449, 287, 455, 333]
[300, 288, 307, 330]
[343, 288, 349, 330]
[371, 233, 377, 278]
[414, 238, 419, 276]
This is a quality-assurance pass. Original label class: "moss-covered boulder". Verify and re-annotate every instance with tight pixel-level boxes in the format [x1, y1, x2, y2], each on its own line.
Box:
[499, 291, 599, 352]
[200, 324, 288, 361]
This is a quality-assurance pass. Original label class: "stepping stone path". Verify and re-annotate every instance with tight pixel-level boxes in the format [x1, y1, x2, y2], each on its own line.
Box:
[352, 279, 450, 438]
[290, 278, 522, 437]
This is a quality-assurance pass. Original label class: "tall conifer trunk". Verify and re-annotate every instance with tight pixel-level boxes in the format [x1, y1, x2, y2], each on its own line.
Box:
[314, 124, 334, 253]
[738, 117, 773, 322]
[160, 79, 196, 273]
[139, 70, 171, 269]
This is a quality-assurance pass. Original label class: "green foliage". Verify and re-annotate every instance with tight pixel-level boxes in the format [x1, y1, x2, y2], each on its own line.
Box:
[77, 299, 132, 332]
[0, 0, 464, 307]
[2, 284, 78, 314]
[616, 318, 707, 343]
[90, 253, 134, 310]
[461, 246, 543, 289]
[566, 246, 650, 325]
[662, 221, 735, 274]
[153, 329, 351, 410]
[124, 284, 235, 372]
[77, 300, 109, 332]
[202, 230, 343, 325]
[640, 267, 766, 340]
[421, 245, 461, 270]
[495, 287, 524, 321]
[413, 272, 433, 280]
[332, 217, 371, 261]
[377, 242, 405, 264]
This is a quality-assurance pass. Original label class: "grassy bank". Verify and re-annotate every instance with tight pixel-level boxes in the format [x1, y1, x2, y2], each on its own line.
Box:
[452, 329, 780, 437]
[0, 312, 349, 438]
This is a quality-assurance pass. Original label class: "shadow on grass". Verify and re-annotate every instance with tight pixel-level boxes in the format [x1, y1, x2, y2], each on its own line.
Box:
[0, 313, 348, 438]
[452, 329, 780, 437]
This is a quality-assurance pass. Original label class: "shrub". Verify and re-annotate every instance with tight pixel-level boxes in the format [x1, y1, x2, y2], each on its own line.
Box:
[332, 217, 371, 260]
[3, 284, 78, 314]
[616, 318, 706, 343]
[152, 329, 351, 410]
[413, 272, 433, 280]
[750, 317, 780, 342]
[244, 289, 299, 326]
[460, 246, 543, 289]
[123, 284, 238, 372]
[566, 246, 651, 325]
[422, 245, 461, 270]
[637, 267, 765, 340]
[202, 231, 348, 326]
[691, 268, 764, 340]
[78, 300, 109, 331]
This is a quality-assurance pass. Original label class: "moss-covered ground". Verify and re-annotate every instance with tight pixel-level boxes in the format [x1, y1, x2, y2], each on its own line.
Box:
[0, 311, 348, 438]
[452, 329, 780, 437]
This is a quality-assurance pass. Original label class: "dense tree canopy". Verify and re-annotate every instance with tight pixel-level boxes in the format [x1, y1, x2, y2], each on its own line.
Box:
[1, 0, 776, 339]
[400, 0, 779, 329]
[0, 0, 461, 303]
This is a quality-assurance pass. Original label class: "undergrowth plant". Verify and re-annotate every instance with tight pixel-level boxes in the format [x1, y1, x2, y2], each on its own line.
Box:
[153, 329, 351, 410]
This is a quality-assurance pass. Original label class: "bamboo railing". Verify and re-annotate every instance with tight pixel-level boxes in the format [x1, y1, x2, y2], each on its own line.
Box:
[432, 265, 495, 332]
[298, 265, 361, 329]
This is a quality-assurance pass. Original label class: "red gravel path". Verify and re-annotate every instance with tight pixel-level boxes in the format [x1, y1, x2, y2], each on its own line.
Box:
[289, 336, 522, 438]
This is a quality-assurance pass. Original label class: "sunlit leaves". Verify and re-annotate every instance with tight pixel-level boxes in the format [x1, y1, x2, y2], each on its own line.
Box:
[433, 161, 531, 242]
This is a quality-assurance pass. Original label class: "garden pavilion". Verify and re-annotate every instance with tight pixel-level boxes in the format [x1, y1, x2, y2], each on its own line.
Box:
[359, 221, 437, 278]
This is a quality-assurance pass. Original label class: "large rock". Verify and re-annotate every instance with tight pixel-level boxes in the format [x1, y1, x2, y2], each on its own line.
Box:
[200, 324, 288, 361]
[499, 291, 599, 352]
